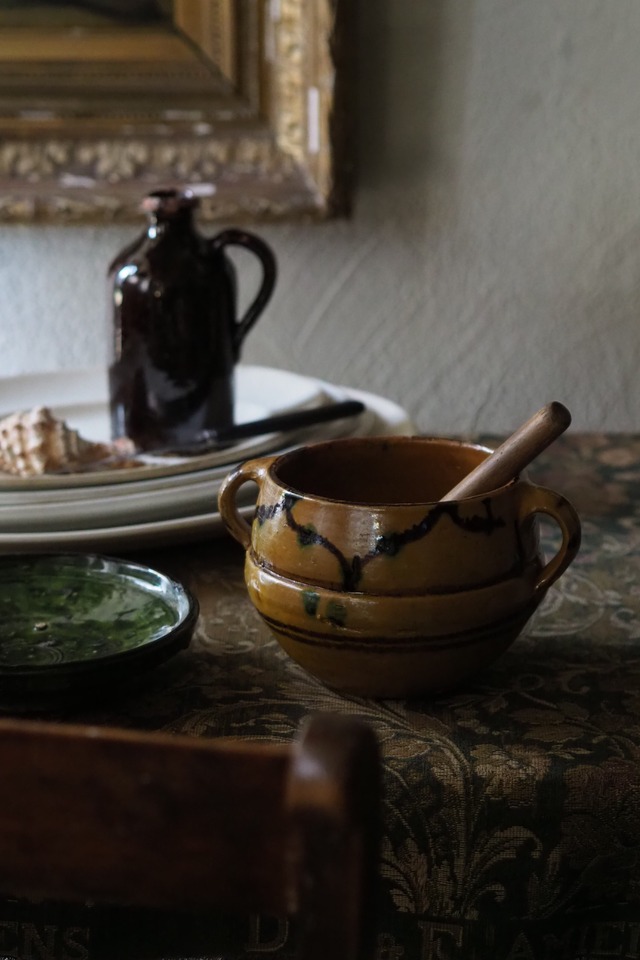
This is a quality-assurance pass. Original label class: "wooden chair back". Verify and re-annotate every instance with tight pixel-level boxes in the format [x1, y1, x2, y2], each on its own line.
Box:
[0, 712, 380, 960]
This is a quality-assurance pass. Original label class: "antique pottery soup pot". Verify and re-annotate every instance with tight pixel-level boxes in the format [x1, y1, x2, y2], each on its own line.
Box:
[218, 436, 581, 698]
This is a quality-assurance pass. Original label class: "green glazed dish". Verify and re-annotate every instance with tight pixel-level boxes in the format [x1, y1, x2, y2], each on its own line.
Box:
[0, 553, 198, 711]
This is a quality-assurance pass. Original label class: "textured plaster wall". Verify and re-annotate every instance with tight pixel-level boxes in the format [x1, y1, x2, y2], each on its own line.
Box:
[1, 0, 639, 433]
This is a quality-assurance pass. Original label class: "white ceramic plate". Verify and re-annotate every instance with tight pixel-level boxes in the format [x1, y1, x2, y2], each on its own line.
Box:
[0, 386, 414, 552]
[0, 403, 365, 531]
[0, 364, 329, 489]
[0, 383, 375, 531]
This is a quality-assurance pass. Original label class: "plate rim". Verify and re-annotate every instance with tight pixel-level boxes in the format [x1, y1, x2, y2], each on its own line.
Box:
[0, 551, 199, 676]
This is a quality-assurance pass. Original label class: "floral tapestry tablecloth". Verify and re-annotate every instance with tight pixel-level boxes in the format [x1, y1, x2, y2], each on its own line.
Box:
[63, 433, 640, 960]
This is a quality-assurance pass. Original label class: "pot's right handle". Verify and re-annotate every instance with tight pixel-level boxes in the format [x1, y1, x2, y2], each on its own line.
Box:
[218, 455, 276, 549]
[517, 484, 582, 598]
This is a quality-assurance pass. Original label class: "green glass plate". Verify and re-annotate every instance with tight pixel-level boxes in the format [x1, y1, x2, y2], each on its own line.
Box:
[0, 553, 198, 711]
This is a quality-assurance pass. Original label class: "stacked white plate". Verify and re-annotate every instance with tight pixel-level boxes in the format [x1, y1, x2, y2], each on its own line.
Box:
[0, 365, 414, 553]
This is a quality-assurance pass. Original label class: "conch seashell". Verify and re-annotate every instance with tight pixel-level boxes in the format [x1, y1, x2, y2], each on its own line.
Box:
[0, 406, 111, 477]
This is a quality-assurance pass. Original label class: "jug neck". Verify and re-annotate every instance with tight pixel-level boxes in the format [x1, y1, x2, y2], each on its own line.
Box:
[142, 189, 199, 239]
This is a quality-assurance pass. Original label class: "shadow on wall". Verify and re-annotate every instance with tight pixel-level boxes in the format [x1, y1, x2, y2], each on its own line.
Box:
[355, 0, 475, 213]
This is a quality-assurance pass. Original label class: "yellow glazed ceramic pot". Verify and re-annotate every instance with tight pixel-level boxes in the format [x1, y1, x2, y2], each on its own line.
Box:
[218, 436, 581, 697]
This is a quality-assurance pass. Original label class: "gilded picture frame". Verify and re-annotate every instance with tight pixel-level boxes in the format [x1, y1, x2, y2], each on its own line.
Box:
[0, 0, 353, 223]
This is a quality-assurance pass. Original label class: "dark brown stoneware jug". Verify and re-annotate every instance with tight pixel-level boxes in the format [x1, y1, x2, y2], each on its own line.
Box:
[108, 189, 277, 451]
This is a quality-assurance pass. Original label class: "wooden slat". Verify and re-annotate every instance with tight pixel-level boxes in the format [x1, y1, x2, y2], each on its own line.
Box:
[0, 719, 290, 913]
[0, 712, 380, 960]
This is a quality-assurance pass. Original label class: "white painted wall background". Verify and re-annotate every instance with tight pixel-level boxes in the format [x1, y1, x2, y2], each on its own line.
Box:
[0, 0, 639, 433]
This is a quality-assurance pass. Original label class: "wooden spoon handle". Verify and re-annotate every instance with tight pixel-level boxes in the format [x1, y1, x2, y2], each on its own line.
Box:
[442, 401, 571, 501]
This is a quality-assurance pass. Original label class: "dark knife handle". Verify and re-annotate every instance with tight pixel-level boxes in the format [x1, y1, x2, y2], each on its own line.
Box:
[214, 399, 365, 443]
[148, 399, 367, 457]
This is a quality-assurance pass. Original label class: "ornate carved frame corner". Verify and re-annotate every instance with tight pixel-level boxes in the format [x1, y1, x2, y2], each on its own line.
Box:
[0, 0, 354, 224]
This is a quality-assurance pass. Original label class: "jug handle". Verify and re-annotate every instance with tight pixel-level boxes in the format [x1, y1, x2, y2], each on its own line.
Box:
[210, 229, 277, 359]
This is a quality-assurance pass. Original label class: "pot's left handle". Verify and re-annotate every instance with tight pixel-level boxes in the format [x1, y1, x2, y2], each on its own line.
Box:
[218, 456, 276, 548]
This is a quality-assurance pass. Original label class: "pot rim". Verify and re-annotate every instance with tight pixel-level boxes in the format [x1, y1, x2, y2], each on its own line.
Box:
[265, 435, 521, 508]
